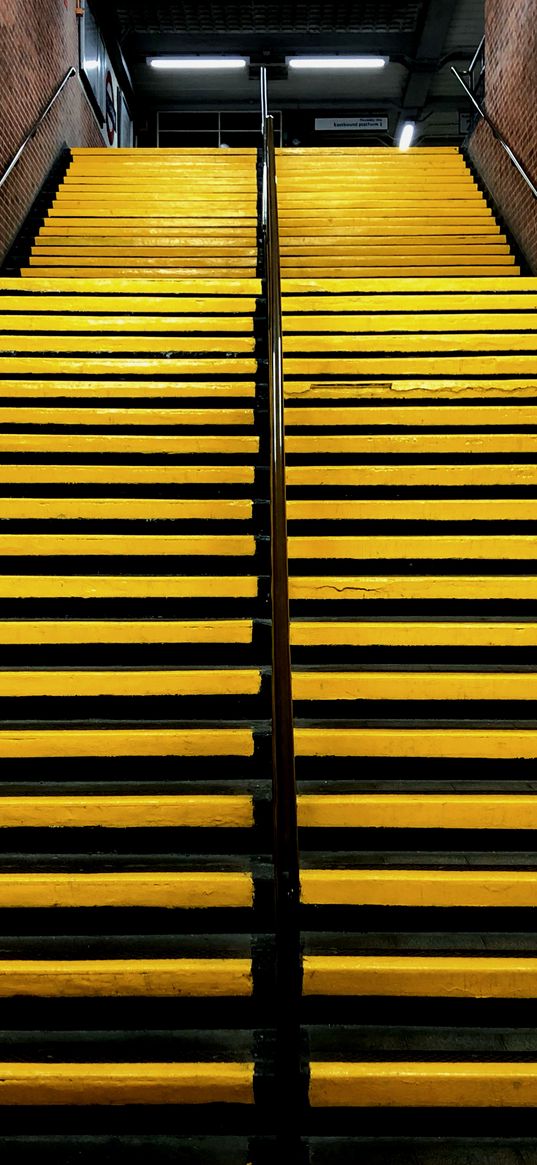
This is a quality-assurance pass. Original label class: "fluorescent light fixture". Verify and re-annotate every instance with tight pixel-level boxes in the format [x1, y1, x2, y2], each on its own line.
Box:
[148, 57, 247, 70]
[398, 120, 416, 150]
[288, 56, 386, 70]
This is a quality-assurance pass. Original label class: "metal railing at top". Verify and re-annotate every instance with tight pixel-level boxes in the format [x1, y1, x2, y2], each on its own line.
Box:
[451, 46, 537, 200]
[0, 68, 77, 193]
[260, 65, 303, 1130]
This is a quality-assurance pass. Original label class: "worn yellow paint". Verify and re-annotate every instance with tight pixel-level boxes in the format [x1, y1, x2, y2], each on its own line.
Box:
[301, 869, 537, 908]
[0, 278, 262, 293]
[290, 621, 537, 647]
[0, 314, 255, 333]
[0, 620, 253, 644]
[0, 728, 254, 758]
[0, 335, 255, 353]
[289, 536, 537, 560]
[0, 359, 256, 377]
[285, 406, 537, 426]
[32, 247, 257, 260]
[0, 296, 257, 312]
[0, 381, 256, 399]
[0, 958, 252, 996]
[287, 500, 537, 521]
[284, 313, 535, 333]
[283, 268, 517, 279]
[309, 1062, 537, 1108]
[0, 436, 258, 454]
[286, 466, 537, 487]
[280, 278, 537, 292]
[0, 1062, 254, 1105]
[0, 499, 252, 520]
[297, 793, 537, 830]
[0, 407, 253, 427]
[285, 356, 537, 377]
[21, 269, 259, 280]
[292, 671, 537, 701]
[303, 955, 537, 997]
[0, 534, 255, 556]
[285, 435, 537, 455]
[0, 576, 257, 599]
[294, 727, 537, 759]
[282, 295, 537, 311]
[285, 332, 530, 354]
[289, 576, 537, 601]
[0, 871, 253, 909]
[0, 794, 253, 828]
[0, 669, 260, 698]
[0, 465, 254, 484]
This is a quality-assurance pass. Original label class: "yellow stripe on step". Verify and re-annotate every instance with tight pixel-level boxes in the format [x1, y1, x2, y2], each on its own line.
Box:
[0, 535, 255, 556]
[285, 333, 533, 354]
[287, 500, 537, 521]
[285, 436, 537, 455]
[0, 669, 261, 697]
[0, 278, 262, 293]
[285, 357, 536, 376]
[0, 336, 255, 353]
[301, 868, 537, 907]
[288, 536, 537, 560]
[0, 1062, 254, 1106]
[0, 466, 255, 485]
[0, 729, 253, 758]
[287, 466, 537, 487]
[292, 671, 537, 701]
[0, 359, 257, 376]
[0, 381, 256, 400]
[0, 794, 253, 828]
[291, 621, 537, 647]
[289, 576, 537, 601]
[0, 871, 253, 909]
[298, 794, 537, 830]
[0, 437, 259, 454]
[294, 727, 537, 759]
[0, 407, 253, 426]
[282, 295, 537, 312]
[0, 620, 253, 644]
[0, 499, 252, 520]
[284, 313, 537, 333]
[285, 406, 537, 426]
[0, 296, 258, 312]
[303, 955, 537, 997]
[0, 315, 255, 333]
[284, 379, 537, 400]
[0, 577, 257, 599]
[309, 1062, 537, 1108]
[0, 958, 252, 996]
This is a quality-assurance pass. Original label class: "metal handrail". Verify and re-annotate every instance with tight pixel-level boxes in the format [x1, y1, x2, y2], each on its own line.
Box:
[451, 60, 537, 200]
[260, 65, 302, 1123]
[0, 67, 77, 192]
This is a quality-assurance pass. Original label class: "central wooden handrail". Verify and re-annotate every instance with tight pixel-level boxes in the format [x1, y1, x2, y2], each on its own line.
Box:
[259, 66, 303, 1130]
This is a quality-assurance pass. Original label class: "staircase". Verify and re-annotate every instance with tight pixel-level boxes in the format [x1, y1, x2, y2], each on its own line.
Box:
[1, 139, 537, 1162]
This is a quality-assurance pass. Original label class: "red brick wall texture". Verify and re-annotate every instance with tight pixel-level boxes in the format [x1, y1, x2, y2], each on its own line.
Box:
[469, 0, 537, 272]
[0, 0, 103, 263]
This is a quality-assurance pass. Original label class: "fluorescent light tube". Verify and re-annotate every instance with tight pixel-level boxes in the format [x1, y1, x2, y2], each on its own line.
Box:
[398, 121, 416, 150]
[288, 56, 386, 70]
[148, 57, 248, 70]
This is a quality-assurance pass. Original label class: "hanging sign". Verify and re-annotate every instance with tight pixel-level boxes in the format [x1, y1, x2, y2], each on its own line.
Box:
[315, 116, 388, 132]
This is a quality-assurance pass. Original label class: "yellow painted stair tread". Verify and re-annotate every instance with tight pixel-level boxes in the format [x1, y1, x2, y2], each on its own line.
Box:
[303, 955, 537, 997]
[0, 871, 252, 908]
[301, 868, 537, 907]
[0, 957, 252, 996]
[0, 382, 256, 400]
[0, 1062, 254, 1105]
[282, 269, 518, 279]
[21, 269, 259, 280]
[0, 336, 255, 354]
[0, 359, 257, 377]
[280, 278, 537, 292]
[0, 669, 261, 697]
[285, 436, 537, 454]
[285, 357, 535, 376]
[291, 621, 537, 647]
[286, 500, 537, 521]
[292, 671, 537, 700]
[0, 794, 253, 827]
[285, 332, 531, 353]
[0, 534, 255, 555]
[288, 536, 537, 559]
[0, 277, 262, 293]
[309, 1062, 537, 1109]
[0, 620, 253, 644]
[298, 794, 537, 830]
[0, 407, 254, 426]
[283, 380, 537, 400]
[294, 727, 537, 759]
[0, 576, 258, 599]
[0, 728, 254, 758]
[287, 466, 537, 486]
[284, 406, 537, 426]
[0, 465, 255, 483]
[28, 257, 257, 271]
[282, 295, 535, 311]
[284, 313, 534, 333]
[0, 315, 255, 333]
[0, 436, 259, 454]
[289, 576, 537, 601]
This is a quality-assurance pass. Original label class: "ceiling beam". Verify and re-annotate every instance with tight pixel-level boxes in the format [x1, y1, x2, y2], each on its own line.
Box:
[395, 0, 458, 138]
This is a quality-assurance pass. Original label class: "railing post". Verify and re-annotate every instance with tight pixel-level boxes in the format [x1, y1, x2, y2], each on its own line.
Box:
[260, 65, 304, 1142]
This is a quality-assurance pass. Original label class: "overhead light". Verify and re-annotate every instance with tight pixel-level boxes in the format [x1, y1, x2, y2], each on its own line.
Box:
[148, 57, 248, 70]
[398, 121, 416, 150]
[288, 56, 386, 70]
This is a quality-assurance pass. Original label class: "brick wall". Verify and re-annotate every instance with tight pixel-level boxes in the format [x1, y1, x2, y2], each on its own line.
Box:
[469, 0, 537, 272]
[0, 0, 103, 263]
